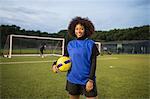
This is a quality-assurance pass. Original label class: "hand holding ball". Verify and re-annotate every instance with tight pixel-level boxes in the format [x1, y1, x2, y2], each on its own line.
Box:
[52, 56, 71, 73]
[56, 56, 71, 72]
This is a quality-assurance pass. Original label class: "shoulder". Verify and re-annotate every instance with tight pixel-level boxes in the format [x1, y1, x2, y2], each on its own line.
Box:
[92, 43, 100, 56]
[67, 40, 76, 47]
[86, 38, 94, 42]
[68, 40, 76, 44]
[85, 39, 95, 45]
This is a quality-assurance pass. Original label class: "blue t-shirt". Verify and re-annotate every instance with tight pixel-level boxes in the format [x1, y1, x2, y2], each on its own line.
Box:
[67, 38, 95, 85]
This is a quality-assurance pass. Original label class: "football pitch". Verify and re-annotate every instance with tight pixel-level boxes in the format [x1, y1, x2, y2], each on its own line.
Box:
[0, 54, 149, 99]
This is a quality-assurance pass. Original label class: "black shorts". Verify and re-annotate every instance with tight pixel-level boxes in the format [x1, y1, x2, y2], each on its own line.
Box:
[66, 80, 97, 97]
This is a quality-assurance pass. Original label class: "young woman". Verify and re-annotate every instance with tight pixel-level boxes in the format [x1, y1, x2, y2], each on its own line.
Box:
[52, 16, 100, 99]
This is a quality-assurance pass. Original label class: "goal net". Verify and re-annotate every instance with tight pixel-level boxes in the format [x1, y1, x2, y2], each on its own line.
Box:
[3, 34, 65, 58]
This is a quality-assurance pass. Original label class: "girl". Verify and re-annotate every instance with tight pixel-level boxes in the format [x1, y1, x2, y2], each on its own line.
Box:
[53, 16, 100, 99]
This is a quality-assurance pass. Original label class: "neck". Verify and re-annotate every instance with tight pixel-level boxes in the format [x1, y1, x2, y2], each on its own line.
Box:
[76, 35, 87, 40]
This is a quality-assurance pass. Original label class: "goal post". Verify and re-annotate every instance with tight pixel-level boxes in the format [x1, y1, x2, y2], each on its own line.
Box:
[95, 42, 101, 53]
[3, 34, 65, 58]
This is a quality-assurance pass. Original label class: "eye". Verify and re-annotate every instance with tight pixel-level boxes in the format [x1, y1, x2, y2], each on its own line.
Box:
[75, 28, 78, 30]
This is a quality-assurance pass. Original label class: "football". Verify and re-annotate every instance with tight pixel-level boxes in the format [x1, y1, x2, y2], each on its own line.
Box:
[56, 56, 71, 72]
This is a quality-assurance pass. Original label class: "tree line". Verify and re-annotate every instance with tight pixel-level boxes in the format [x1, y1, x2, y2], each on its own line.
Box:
[0, 24, 149, 49]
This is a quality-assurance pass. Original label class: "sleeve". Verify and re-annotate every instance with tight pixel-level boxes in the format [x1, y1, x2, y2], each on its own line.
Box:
[89, 44, 100, 80]
[63, 38, 70, 57]
[63, 45, 69, 57]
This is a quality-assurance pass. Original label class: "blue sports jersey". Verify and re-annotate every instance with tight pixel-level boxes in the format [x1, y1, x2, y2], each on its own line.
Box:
[67, 38, 95, 85]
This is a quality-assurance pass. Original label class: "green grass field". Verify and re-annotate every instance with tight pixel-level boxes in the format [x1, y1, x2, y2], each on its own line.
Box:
[0, 54, 149, 99]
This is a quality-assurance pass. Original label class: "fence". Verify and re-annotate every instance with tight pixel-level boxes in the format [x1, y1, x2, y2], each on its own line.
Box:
[101, 40, 150, 54]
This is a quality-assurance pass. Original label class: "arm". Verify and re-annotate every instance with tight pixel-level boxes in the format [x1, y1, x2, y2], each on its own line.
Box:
[63, 46, 69, 57]
[86, 44, 100, 92]
[89, 44, 100, 81]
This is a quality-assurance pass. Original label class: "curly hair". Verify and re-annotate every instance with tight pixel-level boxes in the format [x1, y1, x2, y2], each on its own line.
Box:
[68, 16, 95, 37]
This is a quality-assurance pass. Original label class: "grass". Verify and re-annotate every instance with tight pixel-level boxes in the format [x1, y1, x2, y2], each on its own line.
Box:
[0, 54, 149, 99]
[97, 55, 149, 99]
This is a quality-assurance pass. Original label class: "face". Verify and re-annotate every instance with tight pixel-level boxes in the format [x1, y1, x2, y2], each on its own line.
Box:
[75, 24, 85, 38]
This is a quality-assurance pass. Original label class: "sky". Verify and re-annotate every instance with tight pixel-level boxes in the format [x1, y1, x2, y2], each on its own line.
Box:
[0, 0, 149, 33]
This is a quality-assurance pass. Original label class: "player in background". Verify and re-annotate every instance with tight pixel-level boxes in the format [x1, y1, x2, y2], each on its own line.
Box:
[40, 43, 46, 58]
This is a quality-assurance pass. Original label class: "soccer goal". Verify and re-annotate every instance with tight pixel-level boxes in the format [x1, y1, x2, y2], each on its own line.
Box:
[3, 34, 65, 58]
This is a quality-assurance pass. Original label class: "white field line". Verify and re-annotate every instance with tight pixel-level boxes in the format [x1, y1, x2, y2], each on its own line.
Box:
[0, 60, 55, 65]
[98, 57, 118, 60]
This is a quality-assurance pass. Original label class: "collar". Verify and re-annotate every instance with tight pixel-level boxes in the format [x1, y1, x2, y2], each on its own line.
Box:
[76, 36, 87, 40]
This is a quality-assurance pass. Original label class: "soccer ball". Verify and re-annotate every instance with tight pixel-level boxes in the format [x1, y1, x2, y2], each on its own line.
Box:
[56, 56, 71, 72]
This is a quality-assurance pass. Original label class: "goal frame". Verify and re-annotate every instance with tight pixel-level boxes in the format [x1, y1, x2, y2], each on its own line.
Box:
[7, 34, 65, 58]
[95, 42, 101, 53]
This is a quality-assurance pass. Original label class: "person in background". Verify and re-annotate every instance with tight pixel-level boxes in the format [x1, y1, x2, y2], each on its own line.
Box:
[40, 43, 46, 58]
